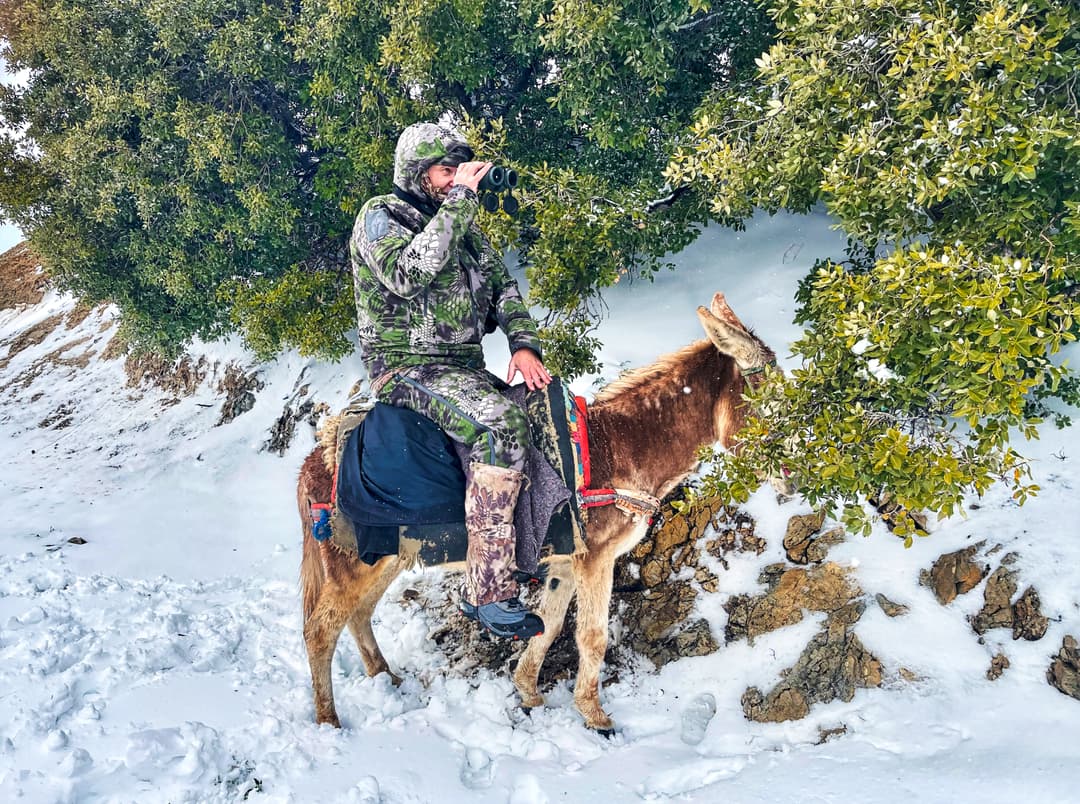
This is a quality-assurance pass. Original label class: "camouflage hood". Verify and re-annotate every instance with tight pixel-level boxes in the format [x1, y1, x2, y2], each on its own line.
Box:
[393, 122, 474, 201]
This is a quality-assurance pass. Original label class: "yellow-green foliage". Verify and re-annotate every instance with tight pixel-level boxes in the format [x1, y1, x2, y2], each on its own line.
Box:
[669, 0, 1080, 537]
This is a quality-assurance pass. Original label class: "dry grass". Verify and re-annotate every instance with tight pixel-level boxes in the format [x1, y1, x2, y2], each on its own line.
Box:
[0, 312, 65, 371]
[0, 335, 96, 395]
[0, 242, 47, 309]
[64, 303, 98, 330]
[123, 351, 211, 395]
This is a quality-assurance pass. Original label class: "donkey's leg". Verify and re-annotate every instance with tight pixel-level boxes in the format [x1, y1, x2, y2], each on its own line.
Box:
[571, 550, 618, 732]
[304, 595, 353, 728]
[513, 557, 577, 709]
[346, 557, 405, 685]
[304, 554, 393, 727]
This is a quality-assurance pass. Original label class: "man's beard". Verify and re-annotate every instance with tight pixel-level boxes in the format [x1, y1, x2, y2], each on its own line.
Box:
[419, 175, 449, 204]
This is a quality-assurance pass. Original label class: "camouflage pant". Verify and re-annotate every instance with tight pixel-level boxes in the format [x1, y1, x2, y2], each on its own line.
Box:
[378, 364, 529, 471]
[379, 364, 529, 605]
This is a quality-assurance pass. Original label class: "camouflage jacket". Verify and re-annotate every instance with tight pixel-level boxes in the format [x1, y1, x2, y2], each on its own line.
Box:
[350, 123, 541, 379]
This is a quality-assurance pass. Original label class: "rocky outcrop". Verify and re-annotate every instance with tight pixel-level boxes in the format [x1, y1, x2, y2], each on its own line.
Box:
[972, 563, 1018, 633]
[216, 363, 265, 425]
[1011, 587, 1049, 642]
[611, 495, 763, 667]
[970, 554, 1048, 641]
[724, 561, 861, 643]
[1047, 636, 1080, 701]
[987, 653, 1010, 681]
[874, 593, 909, 618]
[741, 600, 883, 722]
[782, 510, 845, 564]
[920, 542, 989, 605]
[264, 373, 334, 455]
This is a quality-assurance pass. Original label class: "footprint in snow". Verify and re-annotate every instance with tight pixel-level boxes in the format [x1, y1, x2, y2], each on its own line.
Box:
[680, 692, 717, 746]
[509, 773, 549, 804]
[346, 775, 381, 803]
[460, 746, 495, 789]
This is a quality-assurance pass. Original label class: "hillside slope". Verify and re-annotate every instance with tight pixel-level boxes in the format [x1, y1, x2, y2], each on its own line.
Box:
[1, 221, 1078, 803]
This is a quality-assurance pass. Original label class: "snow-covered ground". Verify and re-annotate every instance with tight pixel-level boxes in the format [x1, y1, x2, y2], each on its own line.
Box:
[1, 212, 1078, 803]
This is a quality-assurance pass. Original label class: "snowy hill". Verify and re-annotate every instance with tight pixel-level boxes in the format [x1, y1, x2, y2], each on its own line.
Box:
[1, 216, 1079, 803]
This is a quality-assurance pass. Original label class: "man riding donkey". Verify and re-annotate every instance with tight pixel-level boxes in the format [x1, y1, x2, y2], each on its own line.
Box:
[350, 122, 551, 640]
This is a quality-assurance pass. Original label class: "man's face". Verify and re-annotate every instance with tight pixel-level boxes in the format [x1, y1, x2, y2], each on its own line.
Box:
[423, 164, 457, 201]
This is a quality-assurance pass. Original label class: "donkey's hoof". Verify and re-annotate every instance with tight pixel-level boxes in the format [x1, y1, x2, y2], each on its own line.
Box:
[316, 713, 342, 729]
[389, 672, 404, 687]
[518, 692, 544, 710]
[593, 725, 617, 740]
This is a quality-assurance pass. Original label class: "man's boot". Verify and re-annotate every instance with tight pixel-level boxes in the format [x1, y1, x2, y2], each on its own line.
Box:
[460, 461, 545, 640]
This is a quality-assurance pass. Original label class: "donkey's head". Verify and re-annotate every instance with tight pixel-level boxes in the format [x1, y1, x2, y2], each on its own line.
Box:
[696, 292, 776, 381]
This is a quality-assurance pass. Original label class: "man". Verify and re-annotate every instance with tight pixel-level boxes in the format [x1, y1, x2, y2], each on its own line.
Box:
[350, 122, 551, 640]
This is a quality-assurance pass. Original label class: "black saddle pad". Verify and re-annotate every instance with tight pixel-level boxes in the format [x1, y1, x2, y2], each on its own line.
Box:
[335, 379, 581, 566]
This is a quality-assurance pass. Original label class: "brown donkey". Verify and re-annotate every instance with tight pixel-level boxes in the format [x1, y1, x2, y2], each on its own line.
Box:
[297, 292, 776, 732]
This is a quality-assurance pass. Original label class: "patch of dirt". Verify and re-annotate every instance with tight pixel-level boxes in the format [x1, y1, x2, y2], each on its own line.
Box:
[0, 242, 47, 309]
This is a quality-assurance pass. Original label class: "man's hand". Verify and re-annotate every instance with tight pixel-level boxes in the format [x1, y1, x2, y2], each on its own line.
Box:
[452, 161, 493, 193]
[507, 348, 552, 391]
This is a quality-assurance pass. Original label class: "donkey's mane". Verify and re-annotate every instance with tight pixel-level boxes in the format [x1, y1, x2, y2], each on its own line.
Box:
[593, 339, 714, 404]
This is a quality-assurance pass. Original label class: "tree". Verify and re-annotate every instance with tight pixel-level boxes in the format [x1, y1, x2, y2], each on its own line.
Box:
[0, 0, 774, 367]
[666, 0, 1080, 537]
[0, 0, 351, 354]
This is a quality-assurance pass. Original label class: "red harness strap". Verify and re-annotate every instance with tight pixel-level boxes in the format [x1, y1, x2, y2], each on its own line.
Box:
[573, 395, 592, 488]
[572, 395, 661, 524]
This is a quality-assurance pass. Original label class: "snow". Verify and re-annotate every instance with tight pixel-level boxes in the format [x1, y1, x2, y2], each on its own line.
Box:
[2, 210, 1079, 802]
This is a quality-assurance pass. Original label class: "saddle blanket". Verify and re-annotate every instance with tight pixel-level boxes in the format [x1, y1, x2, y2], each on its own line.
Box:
[325, 379, 586, 571]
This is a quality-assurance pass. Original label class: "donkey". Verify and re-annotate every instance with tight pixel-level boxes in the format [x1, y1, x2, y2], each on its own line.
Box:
[297, 292, 776, 732]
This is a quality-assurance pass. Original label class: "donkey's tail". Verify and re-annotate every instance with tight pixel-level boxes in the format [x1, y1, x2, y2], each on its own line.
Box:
[298, 446, 333, 623]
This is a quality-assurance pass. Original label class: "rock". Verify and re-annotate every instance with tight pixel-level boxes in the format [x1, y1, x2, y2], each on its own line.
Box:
[871, 492, 929, 534]
[216, 364, 264, 425]
[874, 593, 909, 618]
[1047, 636, 1080, 701]
[265, 382, 331, 456]
[898, 667, 921, 683]
[741, 610, 883, 723]
[919, 543, 988, 605]
[724, 562, 861, 643]
[742, 686, 808, 723]
[816, 725, 848, 744]
[805, 527, 847, 563]
[987, 653, 1010, 681]
[782, 511, 827, 564]
[640, 559, 667, 589]
[971, 565, 1018, 634]
[609, 495, 761, 669]
[1011, 587, 1049, 641]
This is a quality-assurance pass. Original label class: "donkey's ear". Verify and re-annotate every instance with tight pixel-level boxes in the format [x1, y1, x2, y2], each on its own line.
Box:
[698, 304, 772, 371]
[709, 292, 751, 333]
[696, 305, 735, 353]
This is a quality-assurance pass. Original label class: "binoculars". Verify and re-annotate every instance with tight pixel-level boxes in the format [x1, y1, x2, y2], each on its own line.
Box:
[478, 165, 519, 215]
